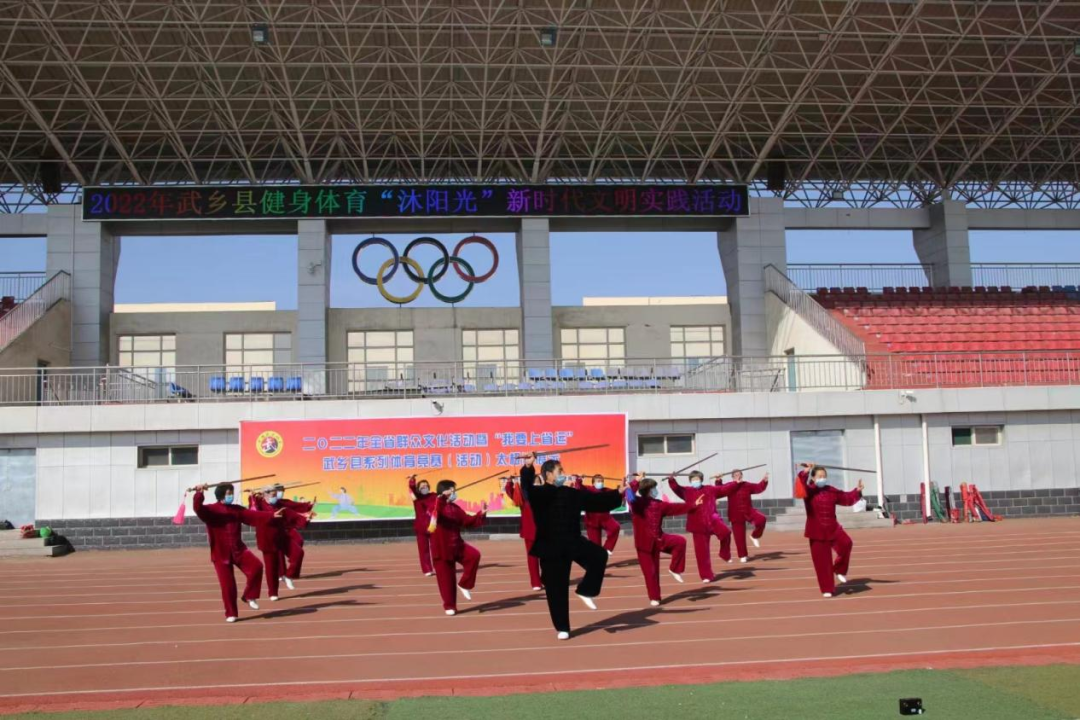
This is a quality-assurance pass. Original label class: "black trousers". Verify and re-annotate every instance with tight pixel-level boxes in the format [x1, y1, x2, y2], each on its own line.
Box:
[538, 537, 609, 633]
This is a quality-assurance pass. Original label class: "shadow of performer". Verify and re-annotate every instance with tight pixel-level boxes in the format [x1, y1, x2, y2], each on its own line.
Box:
[289, 583, 378, 600]
[460, 591, 545, 615]
[838, 577, 899, 596]
[247, 599, 369, 620]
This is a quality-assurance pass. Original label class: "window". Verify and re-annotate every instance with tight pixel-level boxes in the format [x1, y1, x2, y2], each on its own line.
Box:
[463, 329, 520, 383]
[118, 335, 176, 368]
[560, 327, 625, 367]
[637, 434, 695, 456]
[138, 446, 198, 468]
[224, 333, 292, 375]
[670, 326, 725, 366]
[347, 330, 414, 390]
[952, 426, 1002, 447]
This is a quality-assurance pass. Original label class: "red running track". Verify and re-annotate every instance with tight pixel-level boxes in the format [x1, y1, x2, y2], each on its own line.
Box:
[1, 518, 1079, 715]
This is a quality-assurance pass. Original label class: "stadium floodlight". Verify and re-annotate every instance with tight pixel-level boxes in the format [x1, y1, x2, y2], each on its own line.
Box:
[540, 26, 557, 47]
[830, 189, 845, 201]
[251, 23, 270, 46]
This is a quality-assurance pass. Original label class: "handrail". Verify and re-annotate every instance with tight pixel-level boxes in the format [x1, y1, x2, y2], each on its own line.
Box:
[0, 272, 47, 303]
[786, 263, 934, 292]
[970, 263, 1080, 289]
[0, 271, 71, 353]
[764, 264, 866, 359]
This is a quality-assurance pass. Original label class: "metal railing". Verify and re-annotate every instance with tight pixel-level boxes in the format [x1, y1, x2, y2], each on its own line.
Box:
[0, 272, 46, 303]
[786, 264, 934, 292]
[0, 271, 70, 353]
[970, 264, 1080, 289]
[764, 264, 867, 359]
[3, 351, 1079, 406]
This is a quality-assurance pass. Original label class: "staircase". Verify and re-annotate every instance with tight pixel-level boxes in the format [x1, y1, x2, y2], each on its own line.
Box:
[0, 529, 70, 557]
[771, 503, 894, 533]
[0, 271, 70, 354]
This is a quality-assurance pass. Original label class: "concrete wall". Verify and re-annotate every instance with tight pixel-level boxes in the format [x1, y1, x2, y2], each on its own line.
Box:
[0, 301, 71, 369]
[109, 311, 296, 366]
[765, 293, 864, 390]
[554, 303, 730, 359]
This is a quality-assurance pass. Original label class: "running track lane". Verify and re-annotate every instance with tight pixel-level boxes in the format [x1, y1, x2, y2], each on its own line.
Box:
[0, 518, 1078, 715]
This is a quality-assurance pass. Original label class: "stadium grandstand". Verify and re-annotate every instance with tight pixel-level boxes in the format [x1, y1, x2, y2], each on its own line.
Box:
[1, 0, 1080, 715]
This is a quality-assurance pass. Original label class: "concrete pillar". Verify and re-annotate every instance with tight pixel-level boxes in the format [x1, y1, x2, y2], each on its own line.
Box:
[46, 205, 117, 366]
[516, 218, 554, 362]
[297, 220, 330, 392]
[717, 196, 787, 357]
[913, 200, 972, 287]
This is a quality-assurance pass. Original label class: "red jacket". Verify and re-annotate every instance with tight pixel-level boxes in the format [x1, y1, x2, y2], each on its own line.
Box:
[408, 478, 438, 534]
[723, 477, 769, 522]
[574, 478, 615, 530]
[247, 495, 306, 553]
[798, 471, 862, 541]
[193, 491, 275, 563]
[504, 480, 536, 540]
[667, 477, 730, 533]
[431, 495, 486, 561]
[628, 481, 690, 553]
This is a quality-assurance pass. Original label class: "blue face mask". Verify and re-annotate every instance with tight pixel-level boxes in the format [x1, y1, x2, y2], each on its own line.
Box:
[649, 488, 660, 499]
[814, 477, 829, 487]
[418, 487, 430, 495]
[223, 494, 234, 505]
[555, 474, 569, 487]
[690, 480, 703, 489]
[449, 492, 458, 503]
[266, 495, 278, 505]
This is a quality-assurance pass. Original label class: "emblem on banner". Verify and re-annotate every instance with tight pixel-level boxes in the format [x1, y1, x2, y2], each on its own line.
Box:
[351, 236, 499, 305]
[256, 431, 284, 458]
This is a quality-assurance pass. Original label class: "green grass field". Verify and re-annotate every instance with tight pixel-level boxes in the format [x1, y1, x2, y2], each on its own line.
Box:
[11, 665, 1080, 720]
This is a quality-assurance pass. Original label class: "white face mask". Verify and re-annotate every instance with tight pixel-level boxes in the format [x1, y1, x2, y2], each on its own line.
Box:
[593, 481, 604, 490]
[690, 480, 703, 489]
[555, 474, 569, 487]
[418, 487, 430, 495]
[276, 490, 285, 499]
[649, 488, 660, 499]
[814, 477, 829, 487]
[266, 495, 278, 506]
[449, 491, 458, 503]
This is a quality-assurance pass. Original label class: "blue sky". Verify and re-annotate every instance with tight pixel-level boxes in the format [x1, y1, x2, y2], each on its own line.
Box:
[1, 228, 1077, 309]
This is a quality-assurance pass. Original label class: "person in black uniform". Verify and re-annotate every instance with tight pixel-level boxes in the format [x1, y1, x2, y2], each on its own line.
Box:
[520, 451, 624, 640]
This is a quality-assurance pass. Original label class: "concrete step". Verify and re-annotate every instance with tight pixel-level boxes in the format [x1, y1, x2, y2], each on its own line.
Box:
[771, 510, 894, 532]
[0, 530, 70, 556]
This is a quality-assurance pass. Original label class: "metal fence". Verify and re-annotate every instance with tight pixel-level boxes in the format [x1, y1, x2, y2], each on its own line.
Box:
[0, 271, 70, 353]
[3, 351, 1080, 406]
[970, 264, 1080, 289]
[786, 263, 934, 292]
[0, 272, 46, 303]
[764, 264, 867, 359]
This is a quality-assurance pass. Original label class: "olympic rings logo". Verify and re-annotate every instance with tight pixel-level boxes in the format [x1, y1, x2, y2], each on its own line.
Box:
[351, 236, 499, 305]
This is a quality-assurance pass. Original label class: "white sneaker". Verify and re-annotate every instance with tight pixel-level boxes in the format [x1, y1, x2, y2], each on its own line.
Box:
[669, 570, 684, 584]
[836, 573, 847, 585]
[246, 599, 259, 610]
[702, 577, 712, 583]
[577, 594, 597, 610]
[425, 572, 435, 577]
[606, 550, 613, 556]
[282, 577, 295, 591]
[650, 600, 660, 607]
[458, 585, 472, 600]
[822, 593, 833, 598]
[726, 558, 733, 564]
[751, 537, 761, 548]
[740, 557, 748, 564]
[445, 609, 456, 616]
[532, 586, 543, 591]
[270, 596, 279, 602]
[557, 631, 570, 641]
[225, 616, 237, 623]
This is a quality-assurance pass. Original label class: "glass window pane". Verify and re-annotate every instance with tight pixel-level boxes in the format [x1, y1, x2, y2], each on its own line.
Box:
[367, 348, 396, 363]
[347, 332, 365, 348]
[119, 352, 132, 367]
[505, 345, 520, 360]
[563, 345, 578, 359]
[609, 328, 624, 342]
[367, 331, 395, 347]
[711, 341, 725, 355]
[579, 345, 606, 359]
[225, 334, 242, 349]
[162, 352, 176, 367]
[246, 350, 273, 365]
[952, 428, 972, 446]
[225, 351, 243, 365]
[171, 447, 198, 466]
[398, 347, 414, 362]
[506, 329, 519, 344]
[462, 330, 477, 345]
[478, 346, 504, 361]
[162, 335, 176, 350]
[667, 435, 694, 454]
[684, 327, 710, 342]
[974, 427, 1000, 445]
[347, 349, 366, 363]
[397, 331, 413, 345]
[140, 447, 169, 467]
[478, 330, 503, 346]
[132, 336, 160, 351]
[245, 334, 273, 350]
[671, 342, 685, 358]
[560, 328, 577, 343]
[669, 327, 683, 342]
[686, 342, 711, 357]
[711, 327, 724, 341]
[579, 328, 606, 344]
[609, 344, 625, 359]
[132, 352, 160, 366]
[463, 347, 476, 361]
[119, 336, 133, 351]
[638, 436, 665, 455]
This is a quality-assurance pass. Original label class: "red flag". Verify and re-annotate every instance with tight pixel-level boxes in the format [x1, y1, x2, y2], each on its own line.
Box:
[172, 494, 187, 525]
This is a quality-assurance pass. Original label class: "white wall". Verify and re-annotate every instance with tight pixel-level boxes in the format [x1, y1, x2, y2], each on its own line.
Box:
[766, 293, 865, 389]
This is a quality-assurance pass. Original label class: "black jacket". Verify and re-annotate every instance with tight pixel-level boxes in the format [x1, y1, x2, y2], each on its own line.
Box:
[520, 463, 623, 559]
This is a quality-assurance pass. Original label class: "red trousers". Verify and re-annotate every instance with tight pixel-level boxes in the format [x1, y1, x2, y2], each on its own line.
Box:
[808, 528, 853, 594]
[283, 529, 305, 580]
[212, 550, 263, 618]
[691, 516, 733, 581]
[732, 510, 768, 559]
[433, 543, 481, 612]
[261, 550, 281, 597]
[637, 533, 686, 602]
[586, 516, 621, 552]
[415, 531, 434, 574]
[525, 539, 542, 588]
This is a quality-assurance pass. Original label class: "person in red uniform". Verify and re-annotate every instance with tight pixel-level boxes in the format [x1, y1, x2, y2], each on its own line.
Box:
[430, 480, 487, 615]
[274, 484, 314, 589]
[192, 483, 282, 622]
[408, 475, 437, 576]
[248, 489, 313, 600]
[574, 474, 621, 555]
[719, 470, 770, 564]
[666, 470, 733, 582]
[798, 463, 864, 597]
[629, 476, 702, 605]
[503, 473, 543, 590]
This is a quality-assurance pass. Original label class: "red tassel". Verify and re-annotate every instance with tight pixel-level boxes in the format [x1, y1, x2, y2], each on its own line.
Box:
[172, 500, 187, 525]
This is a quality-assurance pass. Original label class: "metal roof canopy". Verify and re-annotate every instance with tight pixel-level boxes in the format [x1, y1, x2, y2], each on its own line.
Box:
[0, 0, 1077, 212]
